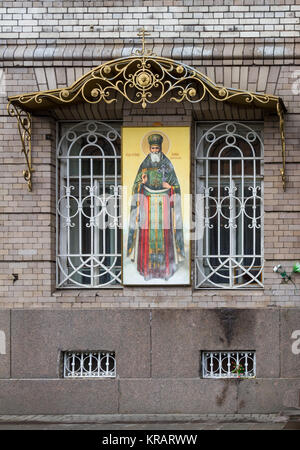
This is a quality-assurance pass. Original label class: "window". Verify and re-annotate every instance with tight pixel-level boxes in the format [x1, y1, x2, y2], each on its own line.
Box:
[63, 351, 116, 378]
[201, 351, 256, 378]
[56, 121, 121, 288]
[195, 122, 263, 289]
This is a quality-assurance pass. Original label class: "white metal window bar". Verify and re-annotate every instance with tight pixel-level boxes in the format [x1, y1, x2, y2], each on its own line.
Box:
[195, 122, 264, 289]
[63, 351, 116, 378]
[202, 351, 256, 378]
[56, 121, 122, 288]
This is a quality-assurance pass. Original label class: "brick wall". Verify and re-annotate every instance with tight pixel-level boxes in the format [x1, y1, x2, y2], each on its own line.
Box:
[1, 0, 300, 308]
[1, 0, 300, 40]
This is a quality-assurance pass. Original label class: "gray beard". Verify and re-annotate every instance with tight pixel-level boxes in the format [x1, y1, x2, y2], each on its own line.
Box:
[150, 151, 161, 163]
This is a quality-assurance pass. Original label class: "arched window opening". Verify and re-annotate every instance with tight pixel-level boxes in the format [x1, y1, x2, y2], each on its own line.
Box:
[56, 121, 122, 288]
[195, 122, 263, 289]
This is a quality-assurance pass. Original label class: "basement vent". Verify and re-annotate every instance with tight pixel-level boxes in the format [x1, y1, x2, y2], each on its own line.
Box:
[201, 351, 256, 378]
[63, 351, 116, 378]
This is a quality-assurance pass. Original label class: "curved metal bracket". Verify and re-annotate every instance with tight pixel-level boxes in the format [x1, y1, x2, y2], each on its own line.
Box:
[277, 101, 286, 191]
[7, 102, 34, 191]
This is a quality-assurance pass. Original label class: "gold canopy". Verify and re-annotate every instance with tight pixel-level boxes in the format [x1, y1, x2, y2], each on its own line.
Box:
[7, 52, 287, 191]
[8, 55, 286, 113]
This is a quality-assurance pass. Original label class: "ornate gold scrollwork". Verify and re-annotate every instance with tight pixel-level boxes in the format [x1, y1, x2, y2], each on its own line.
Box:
[7, 102, 33, 191]
[277, 101, 286, 191]
[7, 29, 287, 191]
[10, 57, 274, 112]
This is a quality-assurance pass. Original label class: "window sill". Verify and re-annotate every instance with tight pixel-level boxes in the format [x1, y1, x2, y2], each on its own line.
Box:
[53, 286, 123, 297]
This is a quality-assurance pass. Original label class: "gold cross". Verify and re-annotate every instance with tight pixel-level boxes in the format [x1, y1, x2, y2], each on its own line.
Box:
[137, 27, 151, 55]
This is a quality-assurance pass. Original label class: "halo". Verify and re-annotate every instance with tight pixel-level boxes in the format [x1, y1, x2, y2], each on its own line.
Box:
[141, 130, 170, 155]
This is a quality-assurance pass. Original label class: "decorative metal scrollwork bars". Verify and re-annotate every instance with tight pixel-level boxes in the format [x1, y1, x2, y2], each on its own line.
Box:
[202, 351, 256, 378]
[63, 351, 116, 378]
[195, 122, 264, 289]
[56, 121, 121, 288]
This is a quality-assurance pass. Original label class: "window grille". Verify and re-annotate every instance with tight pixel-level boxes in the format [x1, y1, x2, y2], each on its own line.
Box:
[195, 122, 263, 289]
[63, 351, 116, 378]
[56, 121, 121, 288]
[202, 351, 256, 378]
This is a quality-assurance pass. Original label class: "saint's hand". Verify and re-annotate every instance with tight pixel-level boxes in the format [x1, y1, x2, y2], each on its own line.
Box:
[162, 182, 171, 189]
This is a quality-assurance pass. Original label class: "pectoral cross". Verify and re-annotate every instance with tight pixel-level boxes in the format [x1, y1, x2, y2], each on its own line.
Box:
[159, 164, 166, 182]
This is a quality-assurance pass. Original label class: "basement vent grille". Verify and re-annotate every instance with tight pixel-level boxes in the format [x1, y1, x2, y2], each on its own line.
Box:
[201, 351, 256, 378]
[63, 351, 116, 378]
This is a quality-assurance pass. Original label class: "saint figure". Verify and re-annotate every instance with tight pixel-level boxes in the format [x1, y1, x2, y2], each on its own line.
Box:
[127, 133, 185, 281]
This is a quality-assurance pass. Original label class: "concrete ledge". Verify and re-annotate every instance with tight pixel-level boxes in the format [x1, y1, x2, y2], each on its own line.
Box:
[0, 379, 118, 415]
[281, 408, 300, 418]
[2, 39, 300, 64]
[0, 378, 299, 415]
[119, 378, 238, 414]
[0, 413, 289, 425]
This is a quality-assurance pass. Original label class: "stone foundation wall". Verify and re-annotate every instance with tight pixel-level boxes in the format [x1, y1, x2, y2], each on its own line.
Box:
[0, 308, 299, 414]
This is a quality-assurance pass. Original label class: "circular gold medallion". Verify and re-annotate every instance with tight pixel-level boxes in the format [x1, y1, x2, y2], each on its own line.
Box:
[91, 88, 99, 98]
[188, 88, 197, 97]
[61, 89, 70, 98]
[103, 66, 111, 74]
[136, 72, 151, 87]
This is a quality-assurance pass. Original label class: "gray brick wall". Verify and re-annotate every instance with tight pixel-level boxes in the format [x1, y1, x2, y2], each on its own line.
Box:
[0, 0, 300, 40]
